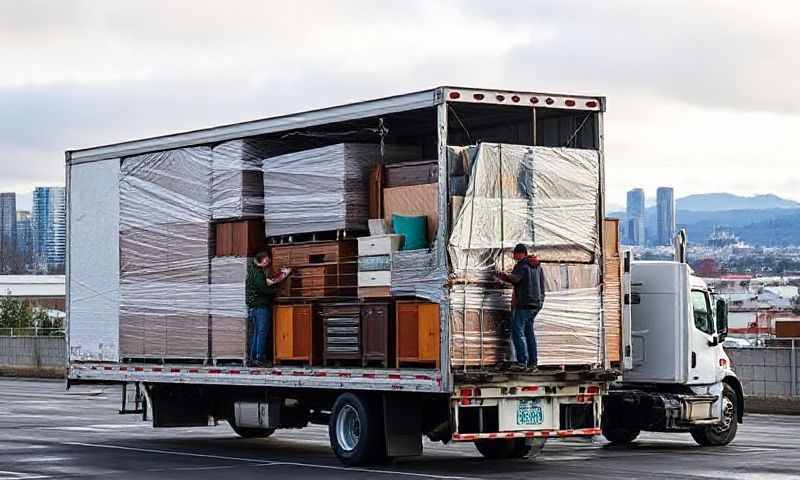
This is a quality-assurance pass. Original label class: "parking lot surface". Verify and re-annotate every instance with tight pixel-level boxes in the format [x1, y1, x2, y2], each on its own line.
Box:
[0, 378, 798, 479]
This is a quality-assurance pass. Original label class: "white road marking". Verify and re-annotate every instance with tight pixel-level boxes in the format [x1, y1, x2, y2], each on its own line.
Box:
[0, 472, 50, 480]
[64, 442, 483, 479]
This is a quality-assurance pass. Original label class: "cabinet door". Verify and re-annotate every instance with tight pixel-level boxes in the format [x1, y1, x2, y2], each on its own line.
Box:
[293, 305, 312, 359]
[362, 304, 387, 358]
[418, 303, 440, 363]
[396, 303, 419, 359]
[274, 306, 294, 360]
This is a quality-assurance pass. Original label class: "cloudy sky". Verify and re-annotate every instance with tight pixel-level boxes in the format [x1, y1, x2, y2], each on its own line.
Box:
[1, 0, 799, 210]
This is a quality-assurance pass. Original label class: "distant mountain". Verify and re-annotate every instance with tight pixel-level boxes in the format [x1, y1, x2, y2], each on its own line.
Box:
[676, 193, 800, 212]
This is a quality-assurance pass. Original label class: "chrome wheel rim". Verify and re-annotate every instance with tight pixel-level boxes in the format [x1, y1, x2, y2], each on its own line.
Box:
[336, 405, 361, 452]
[712, 397, 734, 434]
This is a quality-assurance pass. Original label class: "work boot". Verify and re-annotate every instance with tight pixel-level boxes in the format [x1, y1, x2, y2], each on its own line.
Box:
[509, 363, 527, 372]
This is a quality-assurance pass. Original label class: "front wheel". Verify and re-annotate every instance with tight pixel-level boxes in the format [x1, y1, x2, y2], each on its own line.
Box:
[329, 393, 385, 465]
[690, 383, 738, 446]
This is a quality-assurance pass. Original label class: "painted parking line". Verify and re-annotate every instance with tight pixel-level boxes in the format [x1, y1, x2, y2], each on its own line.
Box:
[65, 442, 483, 479]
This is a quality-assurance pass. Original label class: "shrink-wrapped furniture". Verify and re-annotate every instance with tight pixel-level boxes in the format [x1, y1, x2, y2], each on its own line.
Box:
[211, 139, 271, 220]
[210, 257, 250, 362]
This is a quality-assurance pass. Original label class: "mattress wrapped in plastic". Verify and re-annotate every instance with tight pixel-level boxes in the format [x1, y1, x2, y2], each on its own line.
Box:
[212, 139, 271, 220]
[448, 144, 600, 281]
[210, 257, 250, 361]
[118, 147, 213, 360]
[390, 248, 447, 303]
[262, 143, 416, 237]
[449, 282, 603, 368]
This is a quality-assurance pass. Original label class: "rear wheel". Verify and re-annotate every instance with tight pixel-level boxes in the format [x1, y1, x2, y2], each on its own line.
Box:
[690, 383, 738, 447]
[329, 393, 385, 465]
[474, 438, 546, 459]
[602, 426, 640, 445]
[229, 422, 275, 438]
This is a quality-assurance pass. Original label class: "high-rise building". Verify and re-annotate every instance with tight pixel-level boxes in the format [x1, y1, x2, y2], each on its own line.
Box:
[656, 187, 676, 246]
[32, 187, 66, 271]
[16, 210, 33, 269]
[0, 192, 17, 272]
[625, 188, 645, 246]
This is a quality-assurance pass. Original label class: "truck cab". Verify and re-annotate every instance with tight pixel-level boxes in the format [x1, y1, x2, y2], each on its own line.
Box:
[602, 259, 744, 446]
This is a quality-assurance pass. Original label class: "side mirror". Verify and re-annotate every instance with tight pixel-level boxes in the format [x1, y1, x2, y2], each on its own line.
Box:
[716, 298, 728, 341]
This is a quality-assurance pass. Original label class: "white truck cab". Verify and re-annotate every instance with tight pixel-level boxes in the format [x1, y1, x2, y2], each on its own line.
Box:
[602, 253, 743, 447]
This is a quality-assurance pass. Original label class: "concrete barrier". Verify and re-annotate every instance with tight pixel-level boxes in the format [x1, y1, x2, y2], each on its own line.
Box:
[727, 346, 800, 415]
[0, 337, 66, 378]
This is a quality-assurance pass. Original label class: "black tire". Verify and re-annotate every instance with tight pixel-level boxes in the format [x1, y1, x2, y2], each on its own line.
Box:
[229, 422, 275, 439]
[602, 425, 640, 445]
[690, 383, 738, 447]
[474, 438, 534, 459]
[329, 393, 385, 466]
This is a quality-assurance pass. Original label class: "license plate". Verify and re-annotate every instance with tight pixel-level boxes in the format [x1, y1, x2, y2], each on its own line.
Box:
[516, 399, 544, 426]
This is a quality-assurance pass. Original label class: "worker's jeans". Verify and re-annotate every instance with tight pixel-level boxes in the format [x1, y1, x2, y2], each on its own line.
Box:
[248, 307, 272, 364]
[511, 308, 539, 367]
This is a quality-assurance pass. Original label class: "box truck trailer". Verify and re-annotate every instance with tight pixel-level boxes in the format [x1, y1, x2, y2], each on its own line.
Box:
[65, 87, 741, 465]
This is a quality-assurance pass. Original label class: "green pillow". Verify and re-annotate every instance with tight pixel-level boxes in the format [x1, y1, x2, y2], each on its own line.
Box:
[392, 214, 428, 250]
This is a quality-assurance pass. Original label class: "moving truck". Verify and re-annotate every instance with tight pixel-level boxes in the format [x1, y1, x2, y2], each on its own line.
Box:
[65, 87, 741, 465]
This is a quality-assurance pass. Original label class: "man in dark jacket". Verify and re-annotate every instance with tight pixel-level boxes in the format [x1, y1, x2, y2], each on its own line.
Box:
[495, 244, 546, 370]
[246, 251, 290, 366]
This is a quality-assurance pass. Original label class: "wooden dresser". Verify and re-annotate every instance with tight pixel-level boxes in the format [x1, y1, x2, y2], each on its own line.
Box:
[271, 240, 357, 298]
[395, 301, 440, 368]
[361, 302, 391, 367]
[273, 304, 322, 365]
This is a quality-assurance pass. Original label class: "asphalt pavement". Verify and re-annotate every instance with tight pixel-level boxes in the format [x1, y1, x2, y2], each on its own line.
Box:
[0, 377, 798, 479]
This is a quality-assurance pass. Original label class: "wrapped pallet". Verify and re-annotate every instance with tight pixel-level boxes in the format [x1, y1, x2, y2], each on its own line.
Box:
[118, 147, 213, 360]
[448, 144, 600, 282]
[211, 139, 272, 220]
[450, 280, 603, 368]
[210, 257, 250, 362]
[262, 143, 417, 237]
[390, 248, 447, 303]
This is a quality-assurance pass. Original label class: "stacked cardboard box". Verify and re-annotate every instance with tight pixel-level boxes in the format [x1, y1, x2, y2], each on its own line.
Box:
[119, 147, 213, 360]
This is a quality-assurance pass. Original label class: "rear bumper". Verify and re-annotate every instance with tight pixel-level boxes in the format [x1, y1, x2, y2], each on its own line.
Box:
[452, 427, 601, 442]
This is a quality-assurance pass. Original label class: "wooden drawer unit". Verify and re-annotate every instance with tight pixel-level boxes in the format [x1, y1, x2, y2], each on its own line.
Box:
[273, 304, 322, 365]
[320, 303, 361, 365]
[395, 301, 440, 368]
[361, 302, 391, 367]
[357, 270, 391, 287]
[357, 234, 403, 257]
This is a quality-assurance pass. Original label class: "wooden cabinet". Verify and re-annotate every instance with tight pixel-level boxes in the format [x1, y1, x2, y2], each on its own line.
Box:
[361, 303, 390, 367]
[395, 301, 440, 368]
[273, 305, 321, 365]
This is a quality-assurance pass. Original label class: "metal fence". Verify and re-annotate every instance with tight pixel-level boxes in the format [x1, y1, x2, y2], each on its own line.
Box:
[0, 328, 65, 337]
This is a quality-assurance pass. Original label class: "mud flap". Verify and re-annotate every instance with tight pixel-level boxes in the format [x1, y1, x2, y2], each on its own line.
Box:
[383, 393, 423, 457]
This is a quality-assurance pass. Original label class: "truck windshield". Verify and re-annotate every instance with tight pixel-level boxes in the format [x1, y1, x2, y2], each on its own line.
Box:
[691, 290, 714, 335]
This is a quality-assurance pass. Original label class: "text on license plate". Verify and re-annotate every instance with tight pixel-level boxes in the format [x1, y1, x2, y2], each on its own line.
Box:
[517, 399, 544, 426]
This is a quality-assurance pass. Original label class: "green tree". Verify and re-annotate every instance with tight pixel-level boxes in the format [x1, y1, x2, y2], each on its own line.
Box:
[0, 296, 33, 333]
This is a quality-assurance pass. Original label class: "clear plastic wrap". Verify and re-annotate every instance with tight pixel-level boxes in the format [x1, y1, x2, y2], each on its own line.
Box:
[118, 147, 213, 360]
[263, 143, 416, 237]
[211, 139, 270, 220]
[449, 284, 603, 368]
[448, 144, 600, 281]
[210, 257, 250, 361]
[390, 247, 447, 303]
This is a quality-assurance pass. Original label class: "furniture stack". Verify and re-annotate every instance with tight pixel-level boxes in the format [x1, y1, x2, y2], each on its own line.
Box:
[211, 139, 271, 220]
[357, 234, 403, 298]
[263, 143, 417, 237]
[118, 147, 213, 361]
